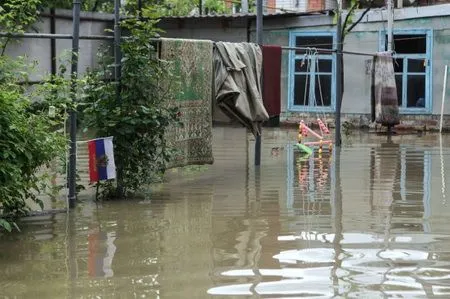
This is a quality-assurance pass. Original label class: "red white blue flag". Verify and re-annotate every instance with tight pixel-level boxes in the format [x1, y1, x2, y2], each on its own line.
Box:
[88, 137, 116, 183]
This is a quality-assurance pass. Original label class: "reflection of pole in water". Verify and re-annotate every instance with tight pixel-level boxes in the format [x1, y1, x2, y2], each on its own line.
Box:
[440, 135, 447, 204]
[331, 147, 344, 296]
[66, 211, 77, 299]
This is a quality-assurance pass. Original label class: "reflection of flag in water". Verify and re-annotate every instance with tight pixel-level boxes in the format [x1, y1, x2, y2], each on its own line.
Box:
[88, 230, 116, 278]
[88, 137, 116, 183]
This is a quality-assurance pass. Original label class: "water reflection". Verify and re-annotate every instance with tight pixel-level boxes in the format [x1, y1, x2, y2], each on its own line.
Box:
[87, 227, 116, 278]
[1, 128, 450, 298]
[208, 131, 450, 298]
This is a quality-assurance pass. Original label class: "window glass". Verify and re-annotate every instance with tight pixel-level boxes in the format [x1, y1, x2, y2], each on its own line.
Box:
[294, 75, 309, 106]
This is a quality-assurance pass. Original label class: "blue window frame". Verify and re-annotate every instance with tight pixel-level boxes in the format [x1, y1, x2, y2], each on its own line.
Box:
[288, 31, 336, 112]
[379, 29, 433, 114]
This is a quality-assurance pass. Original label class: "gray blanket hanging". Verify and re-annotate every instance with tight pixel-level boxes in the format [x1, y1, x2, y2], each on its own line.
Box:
[213, 42, 269, 136]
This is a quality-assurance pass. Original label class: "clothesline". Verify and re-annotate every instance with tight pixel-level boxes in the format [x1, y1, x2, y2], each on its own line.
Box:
[0, 32, 424, 60]
[281, 46, 430, 62]
[281, 46, 377, 57]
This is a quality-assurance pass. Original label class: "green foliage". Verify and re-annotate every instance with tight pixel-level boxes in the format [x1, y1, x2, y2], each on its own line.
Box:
[82, 11, 181, 198]
[40, 0, 230, 15]
[143, 0, 228, 16]
[28, 54, 87, 198]
[0, 0, 42, 54]
[41, 0, 114, 12]
[0, 56, 66, 232]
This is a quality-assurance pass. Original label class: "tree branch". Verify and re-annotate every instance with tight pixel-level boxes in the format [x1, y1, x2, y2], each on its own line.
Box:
[346, 3, 372, 34]
[342, 2, 358, 38]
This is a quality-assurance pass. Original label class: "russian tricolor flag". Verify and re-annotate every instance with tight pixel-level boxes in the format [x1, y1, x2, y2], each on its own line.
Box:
[88, 137, 116, 183]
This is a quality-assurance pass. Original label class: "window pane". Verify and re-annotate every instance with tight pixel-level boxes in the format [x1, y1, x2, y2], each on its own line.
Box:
[315, 74, 332, 106]
[317, 59, 332, 73]
[406, 75, 425, 108]
[295, 59, 311, 72]
[295, 36, 333, 54]
[294, 75, 309, 106]
[393, 58, 403, 73]
[408, 59, 426, 73]
[385, 34, 426, 54]
[395, 75, 403, 106]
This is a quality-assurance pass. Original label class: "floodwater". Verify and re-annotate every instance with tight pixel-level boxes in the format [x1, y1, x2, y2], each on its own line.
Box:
[2, 126, 450, 298]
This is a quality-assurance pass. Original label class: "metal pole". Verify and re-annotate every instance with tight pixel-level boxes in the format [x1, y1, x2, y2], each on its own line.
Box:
[114, 0, 124, 196]
[440, 65, 448, 133]
[387, 0, 394, 52]
[199, 0, 203, 15]
[68, 0, 81, 209]
[0, 32, 114, 40]
[335, 12, 343, 147]
[50, 8, 57, 76]
[255, 0, 263, 166]
[114, 0, 122, 103]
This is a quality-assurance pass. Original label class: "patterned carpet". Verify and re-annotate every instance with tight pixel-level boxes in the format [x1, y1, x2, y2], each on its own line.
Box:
[160, 38, 214, 169]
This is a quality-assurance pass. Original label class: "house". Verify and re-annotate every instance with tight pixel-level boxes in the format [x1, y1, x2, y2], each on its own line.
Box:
[158, 2, 450, 130]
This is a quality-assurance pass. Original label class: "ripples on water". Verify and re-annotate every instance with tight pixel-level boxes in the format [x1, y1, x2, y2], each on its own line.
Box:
[1, 127, 450, 298]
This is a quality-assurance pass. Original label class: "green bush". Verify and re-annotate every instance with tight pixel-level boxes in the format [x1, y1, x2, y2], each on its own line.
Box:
[82, 11, 181, 198]
[0, 56, 66, 232]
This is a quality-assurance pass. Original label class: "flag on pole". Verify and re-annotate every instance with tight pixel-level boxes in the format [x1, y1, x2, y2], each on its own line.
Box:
[88, 137, 116, 183]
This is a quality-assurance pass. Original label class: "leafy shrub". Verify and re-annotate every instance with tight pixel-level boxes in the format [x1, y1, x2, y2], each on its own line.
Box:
[0, 56, 66, 231]
[82, 10, 181, 198]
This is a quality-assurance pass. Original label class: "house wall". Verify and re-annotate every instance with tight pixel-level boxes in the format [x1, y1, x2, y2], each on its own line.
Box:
[158, 18, 249, 42]
[160, 5, 450, 129]
[250, 5, 450, 129]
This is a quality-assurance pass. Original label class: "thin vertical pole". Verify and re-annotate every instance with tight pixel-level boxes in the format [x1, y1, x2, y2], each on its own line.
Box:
[114, 0, 121, 98]
[138, 0, 142, 18]
[255, 0, 263, 166]
[50, 8, 57, 76]
[199, 0, 203, 15]
[335, 12, 343, 147]
[68, 0, 81, 209]
[440, 65, 448, 133]
[387, 0, 394, 52]
[114, 0, 123, 196]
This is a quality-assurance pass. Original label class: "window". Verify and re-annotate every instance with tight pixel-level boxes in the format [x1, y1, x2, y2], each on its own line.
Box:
[289, 32, 336, 112]
[379, 30, 433, 113]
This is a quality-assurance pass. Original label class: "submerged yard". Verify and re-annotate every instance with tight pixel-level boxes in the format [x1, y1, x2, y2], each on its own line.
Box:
[1, 126, 450, 298]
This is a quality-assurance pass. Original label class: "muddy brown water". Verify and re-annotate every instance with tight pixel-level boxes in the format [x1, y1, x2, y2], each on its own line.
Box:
[2, 127, 450, 298]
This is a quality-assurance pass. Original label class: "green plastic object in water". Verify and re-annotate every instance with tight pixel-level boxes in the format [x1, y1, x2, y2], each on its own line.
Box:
[295, 143, 313, 155]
